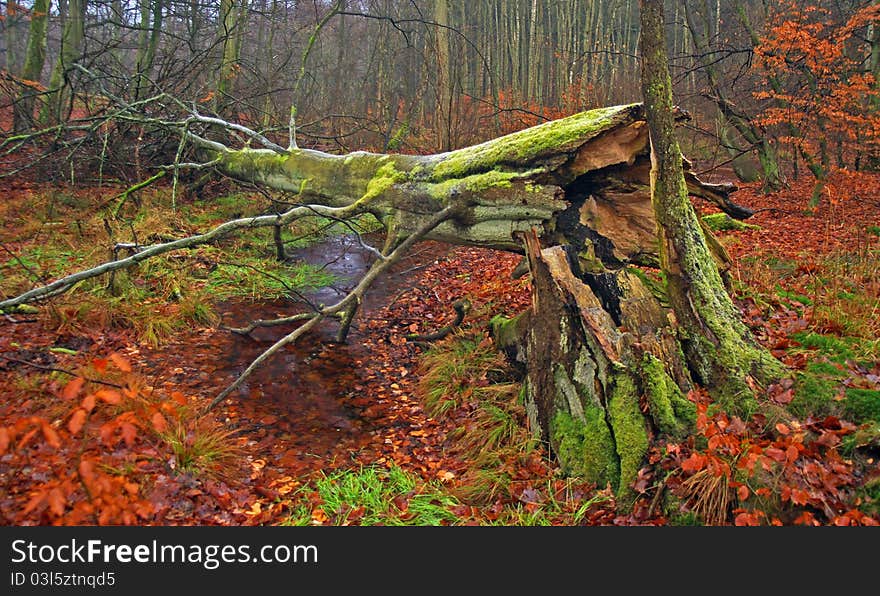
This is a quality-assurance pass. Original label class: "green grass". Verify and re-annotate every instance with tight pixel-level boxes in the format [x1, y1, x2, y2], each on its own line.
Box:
[282, 465, 462, 526]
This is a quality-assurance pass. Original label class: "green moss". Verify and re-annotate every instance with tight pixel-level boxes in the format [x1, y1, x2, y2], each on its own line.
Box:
[790, 371, 838, 419]
[626, 267, 669, 307]
[844, 388, 880, 424]
[857, 475, 880, 518]
[701, 213, 760, 232]
[489, 313, 527, 351]
[791, 332, 854, 363]
[641, 353, 695, 439]
[607, 369, 649, 508]
[430, 104, 639, 181]
[361, 160, 407, 203]
[805, 360, 847, 378]
[550, 409, 619, 489]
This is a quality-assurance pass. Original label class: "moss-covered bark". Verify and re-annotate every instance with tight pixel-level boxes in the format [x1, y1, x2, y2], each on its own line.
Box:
[639, 0, 784, 414]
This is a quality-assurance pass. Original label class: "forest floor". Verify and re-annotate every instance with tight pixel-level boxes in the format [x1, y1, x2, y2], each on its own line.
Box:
[1, 169, 879, 526]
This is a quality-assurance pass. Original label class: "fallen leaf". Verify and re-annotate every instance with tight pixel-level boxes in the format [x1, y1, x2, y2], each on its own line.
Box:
[109, 353, 132, 373]
[95, 389, 122, 404]
[62, 377, 85, 400]
[68, 409, 87, 435]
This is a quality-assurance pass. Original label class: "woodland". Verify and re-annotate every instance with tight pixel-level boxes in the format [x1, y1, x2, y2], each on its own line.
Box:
[0, 0, 878, 527]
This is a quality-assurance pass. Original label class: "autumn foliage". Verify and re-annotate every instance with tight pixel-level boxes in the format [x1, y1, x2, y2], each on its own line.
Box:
[753, 1, 880, 176]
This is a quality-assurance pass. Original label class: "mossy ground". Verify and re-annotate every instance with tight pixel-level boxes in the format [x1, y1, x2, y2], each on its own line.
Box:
[0, 184, 348, 346]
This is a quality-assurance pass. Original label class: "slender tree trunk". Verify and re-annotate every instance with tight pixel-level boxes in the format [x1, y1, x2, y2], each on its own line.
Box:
[639, 0, 784, 411]
[434, 0, 452, 151]
[133, 0, 164, 100]
[42, 0, 84, 125]
[13, 0, 51, 132]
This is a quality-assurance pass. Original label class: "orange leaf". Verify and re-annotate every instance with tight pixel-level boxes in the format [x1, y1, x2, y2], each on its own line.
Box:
[22, 491, 46, 516]
[109, 353, 132, 373]
[0, 427, 9, 455]
[47, 487, 66, 517]
[171, 391, 187, 405]
[775, 423, 790, 435]
[41, 423, 61, 448]
[737, 485, 750, 501]
[151, 412, 167, 433]
[62, 377, 85, 400]
[78, 459, 96, 489]
[81, 393, 96, 412]
[99, 422, 116, 445]
[68, 409, 87, 435]
[92, 358, 108, 373]
[17, 427, 39, 450]
[681, 453, 706, 474]
[765, 447, 786, 462]
[95, 389, 122, 404]
[121, 423, 137, 447]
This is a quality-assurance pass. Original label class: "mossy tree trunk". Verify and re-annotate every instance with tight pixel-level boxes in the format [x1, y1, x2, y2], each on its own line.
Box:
[639, 0, 784, 416]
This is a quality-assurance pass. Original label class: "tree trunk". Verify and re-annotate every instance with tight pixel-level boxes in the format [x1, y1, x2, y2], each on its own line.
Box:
[42, 0, 84, 125]
[13, 0, 51, 132]
[639, 0, 784, 411]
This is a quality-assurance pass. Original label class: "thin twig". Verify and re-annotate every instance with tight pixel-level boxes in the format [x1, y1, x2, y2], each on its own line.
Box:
[0, 354, 124, 388]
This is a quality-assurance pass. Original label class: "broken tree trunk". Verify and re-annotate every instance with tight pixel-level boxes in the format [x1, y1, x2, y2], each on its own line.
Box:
[206, 103, 746, 263]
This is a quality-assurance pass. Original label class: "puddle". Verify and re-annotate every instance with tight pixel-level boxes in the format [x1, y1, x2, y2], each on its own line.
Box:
[195, 234, 454, 463]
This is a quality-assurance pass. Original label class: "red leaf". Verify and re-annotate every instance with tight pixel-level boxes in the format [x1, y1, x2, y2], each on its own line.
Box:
[735, 512, 760, 526]
[737, 485, 750, 501]
[92, 358, 108, 373]
[681, 453, 707, 474]
[95, 389, 122, 404]
[109, 353, 132, 373]
[68, 409, 87, 435]
[62, 377, 85, 400]
[765, 447, 786, 462]
[0, 427, 9, 455]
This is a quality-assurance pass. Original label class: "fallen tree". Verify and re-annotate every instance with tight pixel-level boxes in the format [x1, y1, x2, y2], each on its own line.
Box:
[0, 99, 784, 507]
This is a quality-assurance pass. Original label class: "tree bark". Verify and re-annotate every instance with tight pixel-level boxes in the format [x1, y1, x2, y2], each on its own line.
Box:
[13, 0, 51, 132]
[639, 0, 784, 411]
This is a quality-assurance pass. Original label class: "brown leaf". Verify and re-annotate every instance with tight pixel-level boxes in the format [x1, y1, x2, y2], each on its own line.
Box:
[68, 409, 87, 435]
[151, 412, 167, 433]
[41, 423, 61, 448]
[47, 487, 66, 517]
[62, 377, 85, 400]
[109, 352, 132, 373]
[95, 389, 122, 404]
